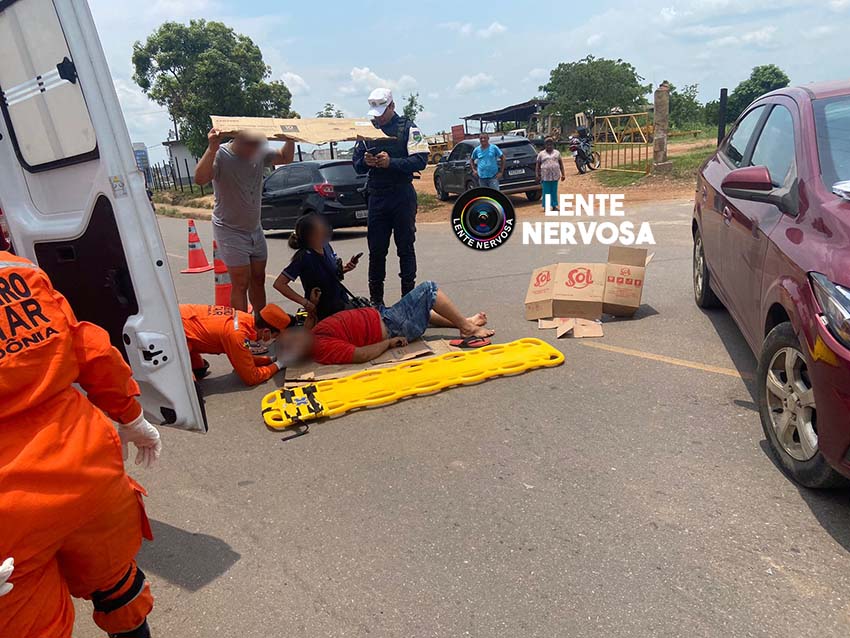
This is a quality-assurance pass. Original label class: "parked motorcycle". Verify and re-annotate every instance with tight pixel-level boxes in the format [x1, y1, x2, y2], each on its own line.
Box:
[569, 127, 601, 174]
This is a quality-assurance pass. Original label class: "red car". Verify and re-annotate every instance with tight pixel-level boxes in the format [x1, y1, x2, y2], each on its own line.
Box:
[693, 81, 850, 488]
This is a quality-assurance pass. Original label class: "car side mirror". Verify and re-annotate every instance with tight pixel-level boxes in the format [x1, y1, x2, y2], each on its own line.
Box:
[721, 165, 799, 216]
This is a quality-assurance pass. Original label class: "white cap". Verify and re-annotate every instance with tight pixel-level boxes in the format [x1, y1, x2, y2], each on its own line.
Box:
[367, 88, 393, 117]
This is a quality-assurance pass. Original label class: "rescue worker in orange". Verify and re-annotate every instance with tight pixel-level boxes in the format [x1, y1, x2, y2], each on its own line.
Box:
[0, 251, 162, 638]
[180, 302, 293, 386]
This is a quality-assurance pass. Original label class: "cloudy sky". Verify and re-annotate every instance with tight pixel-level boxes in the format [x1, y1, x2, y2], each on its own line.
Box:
[88, 0, 850, 162]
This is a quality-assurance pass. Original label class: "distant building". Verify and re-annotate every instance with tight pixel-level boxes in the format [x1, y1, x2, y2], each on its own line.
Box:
[163, 139, 198, 186]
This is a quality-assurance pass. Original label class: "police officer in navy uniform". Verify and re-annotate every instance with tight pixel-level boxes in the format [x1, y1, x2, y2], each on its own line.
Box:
[353, 88, 430, 306]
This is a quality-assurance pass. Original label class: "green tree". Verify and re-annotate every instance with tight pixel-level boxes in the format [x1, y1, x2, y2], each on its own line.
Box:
[727, 64, 790, 122]
[665, 81, 703, 129]
[402, 92, 425, 121]
[316, 103, 344, 118]
[540, 55, 651, 120]
[703, 99, 720, 126]
[132, 20, 295, 157]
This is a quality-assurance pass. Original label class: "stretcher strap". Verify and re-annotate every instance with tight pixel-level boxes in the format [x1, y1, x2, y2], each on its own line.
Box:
[261, 337, 564, 430]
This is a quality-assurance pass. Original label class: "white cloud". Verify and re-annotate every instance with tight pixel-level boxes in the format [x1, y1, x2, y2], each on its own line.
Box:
[440, 21, 507, 38]
[708, 25, 777, 48]
[803, 25, 836, 39]
[337, 67, 417, 96]
[528, 68, 548, 80]
[281, 71, 310, 96]
[741, 25, 777, 45]
[829, 0, 849, 8]
[477, 22, 507, 38]
[586, 33, 602, 46]
[454, 73, 495, 93]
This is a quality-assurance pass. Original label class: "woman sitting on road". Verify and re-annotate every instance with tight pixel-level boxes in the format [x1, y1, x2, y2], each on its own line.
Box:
[273, 214, 363, 321]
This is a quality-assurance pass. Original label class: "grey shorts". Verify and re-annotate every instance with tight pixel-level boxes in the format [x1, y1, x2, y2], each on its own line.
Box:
[213, 224, 268, 267]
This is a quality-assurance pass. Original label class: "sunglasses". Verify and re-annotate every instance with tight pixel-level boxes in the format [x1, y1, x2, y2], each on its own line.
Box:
[369, 98, 389, 107]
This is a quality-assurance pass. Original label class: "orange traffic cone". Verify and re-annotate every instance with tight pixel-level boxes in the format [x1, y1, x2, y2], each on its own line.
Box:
[181, 219, 214, 274]
[213, 240, 232, 306]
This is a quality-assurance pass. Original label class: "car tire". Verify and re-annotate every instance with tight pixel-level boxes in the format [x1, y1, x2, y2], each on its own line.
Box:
[435, 176, 449, 201]
[525, 190, 542, 201]
[692, 228, 721, 308]
[757, 322, 847, 489]
[576, 158, 587, 174]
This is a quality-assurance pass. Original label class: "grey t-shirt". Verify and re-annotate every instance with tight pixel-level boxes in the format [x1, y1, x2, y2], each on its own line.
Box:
[212, 143, 276, 232]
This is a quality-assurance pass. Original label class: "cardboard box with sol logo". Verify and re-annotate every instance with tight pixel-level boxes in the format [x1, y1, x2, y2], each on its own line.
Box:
[524, 246, 651, 321]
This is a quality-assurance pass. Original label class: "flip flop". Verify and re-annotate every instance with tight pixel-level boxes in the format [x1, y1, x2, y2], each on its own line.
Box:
[450, 335, 492, 348]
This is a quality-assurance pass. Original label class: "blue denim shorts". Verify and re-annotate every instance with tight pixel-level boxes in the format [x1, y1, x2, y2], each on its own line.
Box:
[379, 281, 438, 341]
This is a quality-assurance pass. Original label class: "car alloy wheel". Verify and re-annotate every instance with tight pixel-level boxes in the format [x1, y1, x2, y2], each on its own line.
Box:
[693, 235, 706, 294]
[764, 346, 818, 462]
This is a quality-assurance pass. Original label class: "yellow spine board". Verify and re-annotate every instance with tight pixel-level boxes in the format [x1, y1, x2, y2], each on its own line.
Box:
[262, 338, 564, 430]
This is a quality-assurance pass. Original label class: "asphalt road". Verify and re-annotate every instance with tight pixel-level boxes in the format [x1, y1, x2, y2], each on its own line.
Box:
[74, 198, 850, 637]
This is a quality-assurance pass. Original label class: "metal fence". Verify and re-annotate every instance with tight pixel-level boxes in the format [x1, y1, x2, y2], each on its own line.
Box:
[593, 112, 653, 174]
[146, 158, 209, 196]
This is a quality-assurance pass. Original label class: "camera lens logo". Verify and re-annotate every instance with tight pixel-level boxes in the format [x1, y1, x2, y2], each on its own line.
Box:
[451, 187, 516, 251]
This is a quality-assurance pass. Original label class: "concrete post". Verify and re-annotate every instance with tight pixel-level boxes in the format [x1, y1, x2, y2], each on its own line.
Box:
[653, 82, 672, 174]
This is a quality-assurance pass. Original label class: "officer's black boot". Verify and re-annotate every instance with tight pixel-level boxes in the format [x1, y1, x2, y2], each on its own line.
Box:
[369, 281, 385, 307]
[401, 280, 416, 298]
[109, 620, 151, 637]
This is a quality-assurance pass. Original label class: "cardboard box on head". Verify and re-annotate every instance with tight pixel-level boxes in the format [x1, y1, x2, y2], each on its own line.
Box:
[524, 246, 652, 321]
[209, 115, 392, 145]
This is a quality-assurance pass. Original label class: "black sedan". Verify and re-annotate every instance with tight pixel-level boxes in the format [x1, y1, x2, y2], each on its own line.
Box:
[433, 135, 542, 201]
[261, 160, 368, 231]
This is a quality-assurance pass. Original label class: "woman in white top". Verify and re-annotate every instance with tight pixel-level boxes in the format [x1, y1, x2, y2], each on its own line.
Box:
[535, 137, 565, 210]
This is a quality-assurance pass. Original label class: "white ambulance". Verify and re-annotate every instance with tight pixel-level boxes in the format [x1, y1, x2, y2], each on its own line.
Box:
[0, 0, 205, 431]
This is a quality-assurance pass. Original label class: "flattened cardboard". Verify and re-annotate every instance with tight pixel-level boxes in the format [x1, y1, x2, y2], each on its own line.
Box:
[210, 115, 390, 144]
[284, 339, 452, 382]
[539, 317, 603, 339]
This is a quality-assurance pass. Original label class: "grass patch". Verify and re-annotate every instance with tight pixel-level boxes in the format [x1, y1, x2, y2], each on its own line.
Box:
[417, 193, 443, 212]
[154, 206, 182, 218]
[595, 170, 645, 188]
[152, 189, 214, 209]
[670, 143, 716, 180]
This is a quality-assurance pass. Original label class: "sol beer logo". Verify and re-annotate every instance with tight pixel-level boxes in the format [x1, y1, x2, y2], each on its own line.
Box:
[534, 270, 552, 287]
[565, 267, 594, 289]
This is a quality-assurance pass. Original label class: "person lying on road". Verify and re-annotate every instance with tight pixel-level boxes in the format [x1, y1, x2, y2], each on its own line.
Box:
[278, 281, 493, 365]
[181, 303, 293, 386]
[273, 213, 361, 321]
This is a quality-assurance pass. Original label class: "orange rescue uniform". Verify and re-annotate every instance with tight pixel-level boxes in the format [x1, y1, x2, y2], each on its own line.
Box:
[180, 304, 280, 386]
[0, 251, 154, 637]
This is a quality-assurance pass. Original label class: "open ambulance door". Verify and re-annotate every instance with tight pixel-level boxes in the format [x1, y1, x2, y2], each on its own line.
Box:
[0, 0, 206, 432]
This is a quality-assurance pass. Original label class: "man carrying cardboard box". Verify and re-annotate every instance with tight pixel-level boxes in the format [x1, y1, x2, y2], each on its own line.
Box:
[195, 128, 295, 312]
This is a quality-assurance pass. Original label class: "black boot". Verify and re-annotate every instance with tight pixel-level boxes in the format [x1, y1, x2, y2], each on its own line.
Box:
[401, 280, 415, 298]
[369, 281, 385, 307]
[109, 620, 151, 638]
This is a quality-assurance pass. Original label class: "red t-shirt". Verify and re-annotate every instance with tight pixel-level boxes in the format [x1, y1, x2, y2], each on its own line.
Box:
[312, 307, 383, 364]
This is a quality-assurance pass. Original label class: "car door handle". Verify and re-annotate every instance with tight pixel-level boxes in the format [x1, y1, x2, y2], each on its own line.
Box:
[722, 206, 732, 225]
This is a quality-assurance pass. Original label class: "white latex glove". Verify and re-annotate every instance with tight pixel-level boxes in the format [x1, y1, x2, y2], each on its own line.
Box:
[118, 412, 162, 469]
[0, 557, 13, 597]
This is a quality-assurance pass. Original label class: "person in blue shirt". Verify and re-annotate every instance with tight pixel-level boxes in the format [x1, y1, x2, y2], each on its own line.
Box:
[273, 213, 361, 320]
[352, 88, 430, 307]
[471, 132, 505, 190]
